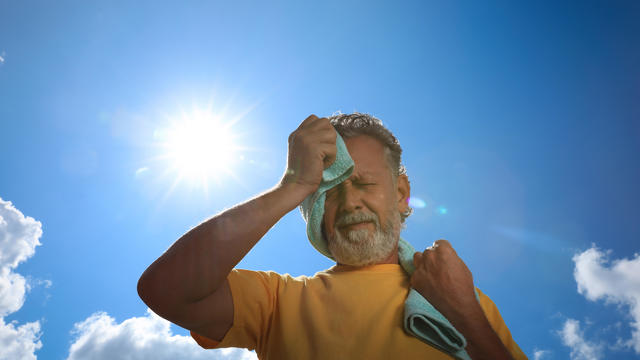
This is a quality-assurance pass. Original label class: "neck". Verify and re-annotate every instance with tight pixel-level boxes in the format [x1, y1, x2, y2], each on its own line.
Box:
[335, 244, 399, 266]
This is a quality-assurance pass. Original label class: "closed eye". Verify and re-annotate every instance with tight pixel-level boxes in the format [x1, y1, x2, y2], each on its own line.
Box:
[326, 181, 376, 198]
[326, 188, 338, 198]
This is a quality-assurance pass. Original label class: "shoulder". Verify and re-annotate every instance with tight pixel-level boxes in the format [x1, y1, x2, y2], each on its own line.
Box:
[475, 287, 503, 327]
[475, 287, 528, 360]
[229, 268, 316, 289]
[231, 268, 312, 280]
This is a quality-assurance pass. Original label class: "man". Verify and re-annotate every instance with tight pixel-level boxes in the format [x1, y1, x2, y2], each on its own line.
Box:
[138, 113, 527, 359]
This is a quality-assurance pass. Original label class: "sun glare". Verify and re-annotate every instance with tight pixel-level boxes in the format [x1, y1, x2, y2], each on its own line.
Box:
[155, 107, 243, 190]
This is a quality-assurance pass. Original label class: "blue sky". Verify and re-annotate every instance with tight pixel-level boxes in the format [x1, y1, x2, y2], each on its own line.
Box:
[1, 1, 639, 359]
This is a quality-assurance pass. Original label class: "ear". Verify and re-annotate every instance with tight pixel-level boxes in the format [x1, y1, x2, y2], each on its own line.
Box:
[395, 174, 411, 214]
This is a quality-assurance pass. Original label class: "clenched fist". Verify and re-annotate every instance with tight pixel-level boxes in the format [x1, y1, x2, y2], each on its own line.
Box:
[410, 240, 481, 326]
[279, 115, 337, 196]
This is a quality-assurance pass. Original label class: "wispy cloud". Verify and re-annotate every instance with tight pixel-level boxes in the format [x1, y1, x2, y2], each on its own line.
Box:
[0, 198, 44, 359]
[0, 51, 5, 64]
[67, 308, 256, 360]
[533, 348, 551, 360]
[573, 245, 640, 353]
[559, 319, 603, 360]
[135, 166, 149, 177]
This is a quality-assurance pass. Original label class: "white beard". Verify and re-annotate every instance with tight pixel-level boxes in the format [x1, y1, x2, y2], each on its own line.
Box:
[327, 210, 400, 266]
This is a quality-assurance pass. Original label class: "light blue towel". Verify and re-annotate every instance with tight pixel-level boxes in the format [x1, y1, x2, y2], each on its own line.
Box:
[299, 132, 472, 360]
[299, 133, 354, 259]
[399, 240, 471, 360]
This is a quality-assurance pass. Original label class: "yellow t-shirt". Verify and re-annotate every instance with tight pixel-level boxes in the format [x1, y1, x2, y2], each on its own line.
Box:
[191, 264, 527, 360]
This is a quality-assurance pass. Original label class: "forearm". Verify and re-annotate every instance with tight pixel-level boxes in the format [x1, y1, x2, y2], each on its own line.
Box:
[411, 243, 514, 360]
[451, 303, 513, 360]
[137, 182, 309, 315]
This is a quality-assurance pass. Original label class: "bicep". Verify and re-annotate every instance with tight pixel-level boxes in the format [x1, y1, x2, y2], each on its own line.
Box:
[186, 269, 281, 350]
[184, 278, 234, 342]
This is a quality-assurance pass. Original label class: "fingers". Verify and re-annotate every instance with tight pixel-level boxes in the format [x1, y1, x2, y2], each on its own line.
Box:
[419, 239, 456, 262]
[299, 114, 333, 131]
[422, 243, 437, 257]
[296, 115, 337, 169]
[433, 239, 451, 248]
[292, 116, 336, 144]
[319, 142, 337, 169]
[281, 114, 340, 192]
[300, 114, 319, 126]
[423, 239, 452, 253]
[413, 251, 423, 267]
[323, 153, 336, 169]
[415, 244, 436, 272]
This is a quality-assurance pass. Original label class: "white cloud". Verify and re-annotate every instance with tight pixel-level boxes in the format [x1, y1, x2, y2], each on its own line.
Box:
[0, 51, 5, 64]
[67, 309, 257, 360]
[0, 198, 44, 359]
[0, 268, 28, 317]
[573, 245, 640, 352]
[28, 278, 52, 289]
[0, 319, 42, 360]
[0, 199, 42, 272]
[533, 348, 550, 360]
[559, 319, 603, 360]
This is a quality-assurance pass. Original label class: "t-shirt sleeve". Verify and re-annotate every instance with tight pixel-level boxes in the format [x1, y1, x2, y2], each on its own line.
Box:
[190, 269, 281, 352]
[476, 287, 528, 360]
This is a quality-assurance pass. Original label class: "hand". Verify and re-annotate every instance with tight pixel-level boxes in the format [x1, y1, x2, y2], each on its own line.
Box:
[279, 114, 337, 196]
[410, 240, 481, 325]
[412, 240, 515, 359]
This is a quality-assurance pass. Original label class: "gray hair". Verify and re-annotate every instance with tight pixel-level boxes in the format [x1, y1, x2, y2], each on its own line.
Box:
[328, 112, 413, 221]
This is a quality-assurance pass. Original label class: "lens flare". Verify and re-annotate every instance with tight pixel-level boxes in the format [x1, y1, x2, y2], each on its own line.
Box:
[408, 197, 427, 209]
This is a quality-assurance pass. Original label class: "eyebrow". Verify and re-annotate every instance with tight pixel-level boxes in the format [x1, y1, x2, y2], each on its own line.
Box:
[348, 171, 377, 181]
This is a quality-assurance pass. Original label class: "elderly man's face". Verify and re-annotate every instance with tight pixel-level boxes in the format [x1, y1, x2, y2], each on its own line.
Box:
[323, 135, 410, 266]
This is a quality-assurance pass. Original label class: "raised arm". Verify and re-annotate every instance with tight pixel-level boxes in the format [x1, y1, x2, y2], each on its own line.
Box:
[411, 240, 516, 360]
[137, 115, 337, 341]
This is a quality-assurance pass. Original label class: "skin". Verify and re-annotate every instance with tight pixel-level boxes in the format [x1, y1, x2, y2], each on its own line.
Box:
[412, 240, 513, 359]
[137, 114, 513, 359]
[323, 135, 408, 266]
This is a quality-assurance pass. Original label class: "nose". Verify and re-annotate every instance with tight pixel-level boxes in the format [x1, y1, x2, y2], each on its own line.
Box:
[337, 181, 362, 213]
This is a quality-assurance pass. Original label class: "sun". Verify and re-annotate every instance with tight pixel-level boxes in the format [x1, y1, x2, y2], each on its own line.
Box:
[155, 107, 243, 189]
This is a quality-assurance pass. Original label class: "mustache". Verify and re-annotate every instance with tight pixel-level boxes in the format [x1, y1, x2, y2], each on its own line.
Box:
[335, 212, 380, 227]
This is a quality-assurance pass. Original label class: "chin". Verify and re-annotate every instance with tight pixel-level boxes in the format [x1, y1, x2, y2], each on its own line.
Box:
[328, 232, 397, 266]
[328, 212, 401, 266]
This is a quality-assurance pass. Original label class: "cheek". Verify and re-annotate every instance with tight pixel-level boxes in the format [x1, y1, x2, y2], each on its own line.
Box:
[322, 222, 336, 242]
[370, 192, 397, 222]
[322, 206, 336, 235]
[369, 191, 391, 207]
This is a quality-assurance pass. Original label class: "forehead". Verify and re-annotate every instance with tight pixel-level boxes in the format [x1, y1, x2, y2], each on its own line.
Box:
[344, 135, 390, 175]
